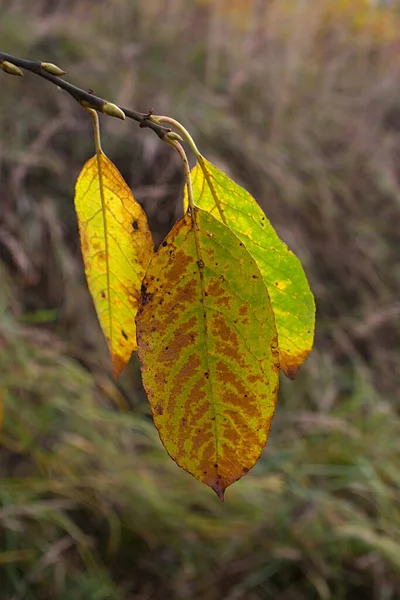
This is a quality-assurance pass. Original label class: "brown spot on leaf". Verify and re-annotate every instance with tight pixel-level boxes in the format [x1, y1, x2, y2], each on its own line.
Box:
[166, 249, 192, 285]
[159, 316, 198, 362]
[207, 278, 225, 298]
[140, 284, 153, 306]
[239, 304, 249, 316]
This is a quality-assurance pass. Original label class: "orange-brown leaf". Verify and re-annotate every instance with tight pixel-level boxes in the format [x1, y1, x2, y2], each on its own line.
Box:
[136, 207, 279, 499]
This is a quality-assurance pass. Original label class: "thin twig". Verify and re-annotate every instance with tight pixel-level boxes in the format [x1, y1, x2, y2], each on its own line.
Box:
[0, 52, 171, 140]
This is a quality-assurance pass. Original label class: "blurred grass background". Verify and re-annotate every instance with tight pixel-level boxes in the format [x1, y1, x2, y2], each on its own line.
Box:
[1, 0, 400, 598]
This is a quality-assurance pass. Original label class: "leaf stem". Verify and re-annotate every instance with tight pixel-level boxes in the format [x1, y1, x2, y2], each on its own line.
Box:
[165, 139, 195, 213]
[87, 108, 103, 154]
[0, 52, 171, 140]
[153, 115, 201, 158]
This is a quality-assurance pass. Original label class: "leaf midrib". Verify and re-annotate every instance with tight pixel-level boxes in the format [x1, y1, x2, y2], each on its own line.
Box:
[95, 151, 113, 351]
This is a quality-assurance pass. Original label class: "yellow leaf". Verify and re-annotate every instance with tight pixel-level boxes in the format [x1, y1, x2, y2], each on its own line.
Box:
[75, 152, 153, 378]
[136, 207, 280, 499]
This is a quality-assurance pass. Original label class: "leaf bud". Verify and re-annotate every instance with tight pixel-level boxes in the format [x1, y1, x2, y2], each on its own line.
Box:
[0, 61, 23, 76]
[102, 102, 125, 120]
[165, 131, 183, 142]
[80, 99, 93, 109]
[41, 62, 66, 76]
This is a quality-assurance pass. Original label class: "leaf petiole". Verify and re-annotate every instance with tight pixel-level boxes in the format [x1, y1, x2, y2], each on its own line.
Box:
[152, 115, 201, 158]
[165, 138, 195, 214]
[86, 108, 103, 155]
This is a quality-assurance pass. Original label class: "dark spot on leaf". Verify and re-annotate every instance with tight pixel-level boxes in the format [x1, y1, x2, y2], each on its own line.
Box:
[242, 467, 249, 473]
[154, 403, 163, 415]
[197, 259, 204, 268]
[101, 291, 106, 299]
[239, 242, 244, 247]
[214, 463, 218, 468]
[204, 372, 209, 379]
[162, 241, 167, 247]
[140, 284, 153, 306]
[132, 220, 139, 231]
[252, 275, 258, 279]
[122, 330, 128, 341]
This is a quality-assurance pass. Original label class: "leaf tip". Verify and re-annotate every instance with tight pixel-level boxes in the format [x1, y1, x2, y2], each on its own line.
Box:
[211, 480, 226, 502]
[284, 364, 300, 380]
[112, 354, 126, 381]
[280, 348, 313, 380]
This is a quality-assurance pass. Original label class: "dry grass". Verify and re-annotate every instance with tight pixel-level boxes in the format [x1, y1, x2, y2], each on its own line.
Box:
[1, 1, 400, 598]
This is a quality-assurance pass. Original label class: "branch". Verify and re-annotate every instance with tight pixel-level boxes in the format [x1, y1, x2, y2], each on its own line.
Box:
[0, 52, 171, 140]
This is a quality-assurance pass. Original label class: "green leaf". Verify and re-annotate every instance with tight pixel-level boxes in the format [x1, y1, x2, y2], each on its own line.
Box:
[185, 156, 315, 379]
[136, 207, 280, 499]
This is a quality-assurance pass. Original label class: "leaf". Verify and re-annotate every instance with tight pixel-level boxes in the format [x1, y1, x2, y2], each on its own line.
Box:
[75, 152, 153, 379]
[136, 207, 280, 499]
[184, 156, 315, 379]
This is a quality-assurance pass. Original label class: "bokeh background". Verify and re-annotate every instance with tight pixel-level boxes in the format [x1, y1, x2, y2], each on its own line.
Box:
[1, 1, 400, 598]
